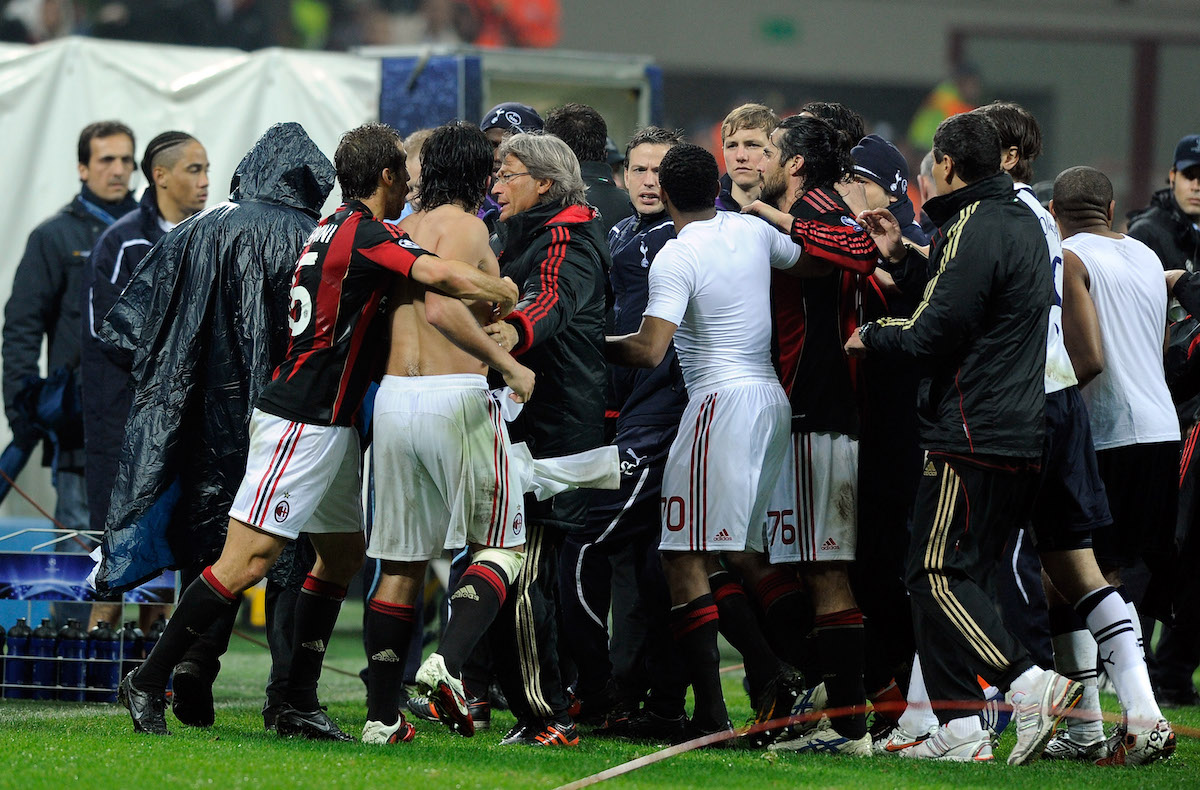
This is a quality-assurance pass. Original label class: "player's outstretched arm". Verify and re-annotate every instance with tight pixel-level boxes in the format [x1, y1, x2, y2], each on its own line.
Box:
[425, 293, 535, 402]
[605, 316, 678, 369]
[411, 254, 519, 317]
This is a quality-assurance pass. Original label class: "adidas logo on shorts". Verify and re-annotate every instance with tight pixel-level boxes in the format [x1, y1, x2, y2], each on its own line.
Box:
[821, 537, 840, 552]
[713, 529, 732, 541]
[452, 585, 481, 602]
[301, 639, 326, 653]
[370, 649, 401, 663]
[923, 461, 937, 477]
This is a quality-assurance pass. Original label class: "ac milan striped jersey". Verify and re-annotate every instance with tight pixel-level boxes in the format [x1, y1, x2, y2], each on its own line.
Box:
[256, 200, 433, 426]
[773, 187, 870, 436]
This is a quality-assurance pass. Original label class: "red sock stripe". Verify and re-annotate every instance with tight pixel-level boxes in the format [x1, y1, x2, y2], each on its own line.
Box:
[671, 604, 719, 639]
[367, 598, 415, 621]
[462, 564, 508, 604]
[814, 607, 863, 629]
[712, 582, 744, 605]
[302, 574, 347, 601]
[201, 566, 238, 602]
[754, 572, 803, 610]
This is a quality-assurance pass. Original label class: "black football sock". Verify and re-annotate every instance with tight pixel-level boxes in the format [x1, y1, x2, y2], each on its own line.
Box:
[753, 570, 813, 669]
[135, 567, 237, 693]
[285, 574, 346, 711]
[709, 570, 782, 702]
[365, 598, 415, 725]
[438, 561, 510, 678]
[669, 593, 727, 731]
[815, 608, 867, 739]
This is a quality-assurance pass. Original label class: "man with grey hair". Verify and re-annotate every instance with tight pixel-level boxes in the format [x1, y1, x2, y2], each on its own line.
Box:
[483, 132, 611, 746]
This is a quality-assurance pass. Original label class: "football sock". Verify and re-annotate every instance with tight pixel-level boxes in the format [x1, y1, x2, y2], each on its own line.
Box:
[868, 678, 907, 724]
[669, 594, 727, 730]
[814, 608, 867, 739]
[1049, 603, 1103, 742]
[709, 571, 782, 703]
[947, 714, 984, 739]
[364, 599, 415, 725]
[1078, 586, 1162, 727]
[899, 652, 939, 734]
[438, 561, 510, 678]
[753, 571, 813, 668]
[285, 574, 346, 711]
[1117, 585, 1146, 659]
[135, 567, 237, 693]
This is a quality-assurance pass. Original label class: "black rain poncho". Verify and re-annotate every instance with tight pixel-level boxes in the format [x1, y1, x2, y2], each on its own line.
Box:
[95, 122, 335, 593]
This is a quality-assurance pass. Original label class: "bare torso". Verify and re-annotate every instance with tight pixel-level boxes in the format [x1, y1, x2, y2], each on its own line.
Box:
[387, 204, 498, 377]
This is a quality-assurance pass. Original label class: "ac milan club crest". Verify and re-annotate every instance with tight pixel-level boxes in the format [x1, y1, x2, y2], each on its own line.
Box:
[274, 500, 290, 522]
[512, 512, 523, 536]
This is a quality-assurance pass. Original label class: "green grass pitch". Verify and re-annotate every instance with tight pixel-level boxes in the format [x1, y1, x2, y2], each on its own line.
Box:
[2, 602, 1196, 789]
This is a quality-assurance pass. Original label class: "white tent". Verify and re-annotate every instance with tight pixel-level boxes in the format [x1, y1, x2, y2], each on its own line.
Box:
[0, 36, 380, 517]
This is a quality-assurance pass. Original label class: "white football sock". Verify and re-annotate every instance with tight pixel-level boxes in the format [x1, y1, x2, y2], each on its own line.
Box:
[1079, 586, 1162, 728]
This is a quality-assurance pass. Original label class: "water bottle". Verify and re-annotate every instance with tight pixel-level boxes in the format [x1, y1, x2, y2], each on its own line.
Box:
[143, 614, 166, 655]
[116, 620, 144, 679]
[86, 621, 120, 702]
[56, 618, 87, 702]
[30, 618, 57, 700]
[4, 618, 32, 699]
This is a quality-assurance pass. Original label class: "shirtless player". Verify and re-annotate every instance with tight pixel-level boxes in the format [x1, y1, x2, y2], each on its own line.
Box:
[361, 122, 536, 745]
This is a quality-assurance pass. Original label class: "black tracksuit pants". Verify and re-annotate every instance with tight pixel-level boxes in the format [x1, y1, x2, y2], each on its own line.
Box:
[907, 452, 1039, 722]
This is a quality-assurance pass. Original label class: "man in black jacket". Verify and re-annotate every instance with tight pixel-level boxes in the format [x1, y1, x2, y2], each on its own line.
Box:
[544, 103, 633, 233]
[1127, 134, 1200, 275]
[847, 112, 1079, 764]
[484, 132, 611, 746]
[4, 120, 137, 533]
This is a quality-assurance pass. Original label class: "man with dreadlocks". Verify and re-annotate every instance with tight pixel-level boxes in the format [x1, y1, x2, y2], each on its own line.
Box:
[748, 114, 879, 756]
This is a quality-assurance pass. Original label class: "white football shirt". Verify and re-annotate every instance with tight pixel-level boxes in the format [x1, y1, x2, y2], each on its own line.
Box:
[1064, 232, 1180, 450]
[644, 212, 800, 392]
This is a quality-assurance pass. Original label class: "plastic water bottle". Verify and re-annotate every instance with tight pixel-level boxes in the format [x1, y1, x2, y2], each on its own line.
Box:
[87, 621, 120, 702]
[116, 621, 144, 679]
[30, 618, 57, 700]
[4, 618, 32, 699]
[56, 619, 87, 702]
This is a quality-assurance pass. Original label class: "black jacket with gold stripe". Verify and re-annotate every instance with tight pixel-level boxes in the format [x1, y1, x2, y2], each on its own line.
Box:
[864, 173, 1050, 459]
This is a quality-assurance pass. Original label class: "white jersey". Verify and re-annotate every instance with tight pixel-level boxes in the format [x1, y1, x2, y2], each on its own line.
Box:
[1015, 182, 1077, 394]
[1064, 232, 1180, 450]
[644, 211, 800, 392]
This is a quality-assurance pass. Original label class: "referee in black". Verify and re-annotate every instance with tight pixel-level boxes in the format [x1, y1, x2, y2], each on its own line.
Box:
[845, 112, 1079, 764]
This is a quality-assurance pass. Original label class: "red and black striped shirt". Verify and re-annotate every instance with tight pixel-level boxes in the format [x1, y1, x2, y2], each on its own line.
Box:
[773, 187, 870, 436]
[256, 200, 433, 426]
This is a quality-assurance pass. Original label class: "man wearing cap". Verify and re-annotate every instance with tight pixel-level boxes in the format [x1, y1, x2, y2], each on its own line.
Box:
[1132, 133, 1200, 707]
[1128, 134, 1200, 273]
[479, 102, 544, 230]
[846, 134, 929, 248]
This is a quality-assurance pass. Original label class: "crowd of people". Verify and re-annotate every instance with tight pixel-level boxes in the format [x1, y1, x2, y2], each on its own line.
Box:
[7, 92, 1200, 768]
